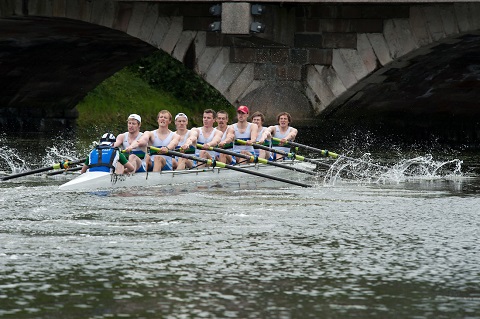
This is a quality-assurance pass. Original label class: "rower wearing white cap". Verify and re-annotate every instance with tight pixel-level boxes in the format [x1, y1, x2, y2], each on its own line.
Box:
[172, 112, 198, 170]
[114, 113, 149, 173]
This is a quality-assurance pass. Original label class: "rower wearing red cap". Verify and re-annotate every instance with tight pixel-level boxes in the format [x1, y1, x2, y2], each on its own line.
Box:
[219, 105, 258, 160]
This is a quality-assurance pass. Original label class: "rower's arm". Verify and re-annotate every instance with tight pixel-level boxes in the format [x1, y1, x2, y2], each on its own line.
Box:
[124, 132, 147, 151]
[249, 124, 258, 144]
[166, 134, 181, 150]
[219, 126, 234, 146]
[286, 127, 298, 141]
[114, 134, 124, 148]
[258, 126, 274, 143]
[211, 129, 224, 146]
[183, 128, 199, 148]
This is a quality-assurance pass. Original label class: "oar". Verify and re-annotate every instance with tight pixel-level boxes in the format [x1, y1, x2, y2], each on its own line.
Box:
[46, 166, 83, 176]
[1, 159, 86, 181]
[235, 139, 330, 169]
[272, 137, 389, 171]
[150, 147, 312, 188]
[197, 144, 318, 176]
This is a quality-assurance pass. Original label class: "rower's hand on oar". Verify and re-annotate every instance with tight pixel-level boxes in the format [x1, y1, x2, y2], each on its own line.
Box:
[156, 146, 169, 154]
[279, 138, 288, 146]
[179, 143, 190, 153]
[245, 140, 255, 146]
[202, 143, 212, 149]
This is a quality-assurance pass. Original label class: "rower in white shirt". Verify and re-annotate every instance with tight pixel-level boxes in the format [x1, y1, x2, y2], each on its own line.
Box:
[134, 110, 181, 171]
[172, 112, 198, 170]
[258, 111, 298, 160]
[219, 105, 258, 162]
[114, 113, 149, 173]
[196, 109, 223, 166]
[250, 111, 270, 160]
[215, 110, 236, 165]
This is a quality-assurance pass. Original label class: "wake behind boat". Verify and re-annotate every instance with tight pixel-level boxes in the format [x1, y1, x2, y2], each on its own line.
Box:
[59, 161, 314, 191]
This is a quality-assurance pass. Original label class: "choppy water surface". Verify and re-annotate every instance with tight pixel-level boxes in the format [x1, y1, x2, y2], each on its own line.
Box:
[1, 136, 479, 319]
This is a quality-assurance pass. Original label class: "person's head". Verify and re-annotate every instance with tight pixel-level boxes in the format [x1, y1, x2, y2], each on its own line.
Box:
[157, 110, 172, 127]
[99, 133, 116, 146]
[277, 112, 292, 127]
[174, 112, 188, 130]
[250, 111, 265, 128]
[216, 110, 229, 127]
[236, 105, 249, 122]
[203, 109, 217, 127]
[127, 114, 141, 133]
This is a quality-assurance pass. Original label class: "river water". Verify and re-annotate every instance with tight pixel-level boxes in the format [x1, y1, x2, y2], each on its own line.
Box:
[0, 134, 479, 319]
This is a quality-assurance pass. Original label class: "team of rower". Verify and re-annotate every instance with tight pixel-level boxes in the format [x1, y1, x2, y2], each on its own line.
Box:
[81, 105, 297, 174]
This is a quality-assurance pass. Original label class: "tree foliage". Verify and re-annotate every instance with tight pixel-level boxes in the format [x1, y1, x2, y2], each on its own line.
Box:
[128, 51, 231, 108]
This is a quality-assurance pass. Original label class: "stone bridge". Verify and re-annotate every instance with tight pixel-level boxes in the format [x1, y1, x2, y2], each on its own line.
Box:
[1, 0, 480, 143]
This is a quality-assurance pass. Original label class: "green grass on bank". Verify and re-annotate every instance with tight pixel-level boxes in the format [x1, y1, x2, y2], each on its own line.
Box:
[76, 68, 204, 138]
[76, 49, 236, 140]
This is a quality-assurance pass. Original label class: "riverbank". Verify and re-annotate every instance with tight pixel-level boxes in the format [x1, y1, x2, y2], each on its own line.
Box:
[75, 51, 232, 138]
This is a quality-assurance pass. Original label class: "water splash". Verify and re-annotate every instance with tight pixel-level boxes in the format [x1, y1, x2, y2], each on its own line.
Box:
[389, 155, 463, 178]
[0, 142, 29, 174]
[0, 135, 88, 177]
[319, 153, 463, 185]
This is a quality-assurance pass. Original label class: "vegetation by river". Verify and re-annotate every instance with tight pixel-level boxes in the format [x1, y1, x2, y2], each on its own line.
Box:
[75, 51, 232, 138]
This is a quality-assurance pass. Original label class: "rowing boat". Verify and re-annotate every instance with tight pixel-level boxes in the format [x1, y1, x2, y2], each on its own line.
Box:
[59, 161, 315, 191]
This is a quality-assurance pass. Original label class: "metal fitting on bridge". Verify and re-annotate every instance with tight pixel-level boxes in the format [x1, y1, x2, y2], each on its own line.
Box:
[209, 2, 266, 35]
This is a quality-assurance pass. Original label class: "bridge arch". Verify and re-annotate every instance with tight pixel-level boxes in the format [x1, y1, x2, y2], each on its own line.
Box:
[1, 0, 480, 136]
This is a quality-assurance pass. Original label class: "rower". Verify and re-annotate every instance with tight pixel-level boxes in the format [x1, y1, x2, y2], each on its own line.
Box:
[219, 105, 258, 163]
[81, 133, 134, 174]
[173, 112, 198, 170]
[258, 111, 298, 160]
[137, 110, 181, 172]
[195, 109, 223, 166]
[250, 111, 270, 160]
[114, 114, 149, 173]
[215, 110, 236, 165]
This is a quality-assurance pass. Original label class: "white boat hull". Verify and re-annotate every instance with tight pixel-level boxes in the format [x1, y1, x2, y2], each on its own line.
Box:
[59, 162, 313, 191]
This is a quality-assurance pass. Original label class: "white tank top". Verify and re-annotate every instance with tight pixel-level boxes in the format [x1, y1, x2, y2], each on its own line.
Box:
[273, 125, 292, 153]
[256, 127, 266, 142]
[233, 123, 254, 153]
[122, 131, 146, 158]
[122, 132, 144, 150]
[196, 127, 217, 156]
[176, 130, 196, 154]
[152, 130, 175, 147]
